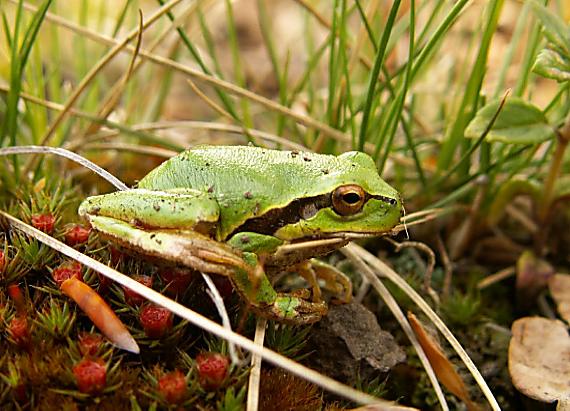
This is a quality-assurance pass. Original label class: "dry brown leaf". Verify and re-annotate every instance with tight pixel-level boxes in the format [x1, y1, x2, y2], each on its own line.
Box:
[407, 312, 481, 411]
[509, 317, 570, 409]
[549, 274, 570, 324]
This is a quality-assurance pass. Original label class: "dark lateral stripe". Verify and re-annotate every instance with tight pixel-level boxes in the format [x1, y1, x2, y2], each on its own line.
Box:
[229, 191, 396, 238]
[230, 193, 331, 237]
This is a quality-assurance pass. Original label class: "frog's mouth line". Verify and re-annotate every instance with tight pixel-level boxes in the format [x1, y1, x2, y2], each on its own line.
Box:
[286, 230, 395, 246]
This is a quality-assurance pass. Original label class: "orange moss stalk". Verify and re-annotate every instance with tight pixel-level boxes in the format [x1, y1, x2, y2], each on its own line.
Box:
[60, 276, 139, 353]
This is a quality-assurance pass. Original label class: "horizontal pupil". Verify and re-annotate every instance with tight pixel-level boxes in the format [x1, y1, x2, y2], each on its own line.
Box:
[343, 193, 361, 204]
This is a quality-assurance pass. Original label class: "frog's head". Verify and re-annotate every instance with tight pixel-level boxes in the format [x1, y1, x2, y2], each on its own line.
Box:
[270, 151, 402, 241]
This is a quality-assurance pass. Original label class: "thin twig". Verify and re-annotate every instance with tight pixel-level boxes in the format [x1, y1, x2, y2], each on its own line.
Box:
[385, 238, 438, 304]
[246, 318, 267, 411]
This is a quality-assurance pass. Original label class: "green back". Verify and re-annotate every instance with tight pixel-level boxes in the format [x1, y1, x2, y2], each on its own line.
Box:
[137, 146, 398, 240]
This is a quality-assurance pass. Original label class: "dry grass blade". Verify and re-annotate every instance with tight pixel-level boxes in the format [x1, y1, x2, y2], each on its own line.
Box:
[202, 272, 241, 365]
[477, 266, 515, 290]
[14, 0, 349, 144]
[80, 121, 309, 151]
[35, 0, 185, 147]
[83, 10, 145, 137]
[0, 210, 391, 406]
[0, 84, 308, 152]
[246, 317, 267, 411]
[346, 244, 501, 411]
[408, 312, 480, 411]
[81, 143, 178, 159]
[341, 246, 449, 411]
[0, 146, 128, 190]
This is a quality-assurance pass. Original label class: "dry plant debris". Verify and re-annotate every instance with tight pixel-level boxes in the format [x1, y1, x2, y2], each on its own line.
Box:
[508, 317, 570, 409]
[407, 312, 480, 411]
[516, 251, 555, 308]
[549, 274, 570, 325]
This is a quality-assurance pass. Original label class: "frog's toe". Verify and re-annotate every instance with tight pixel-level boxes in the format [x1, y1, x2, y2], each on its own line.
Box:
[262, 294, 327, 324]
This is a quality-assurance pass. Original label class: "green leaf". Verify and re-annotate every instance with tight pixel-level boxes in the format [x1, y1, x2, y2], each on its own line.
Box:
[487, 177, 541, 225]
[465, 98, 555, 144]
[533, 48, 570, 82]
[529, 0, 570, 55]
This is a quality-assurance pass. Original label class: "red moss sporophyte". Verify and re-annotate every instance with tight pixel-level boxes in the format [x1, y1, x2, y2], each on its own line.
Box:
[52, 261, 83, 286]
[123, 275, 153, 306]
[65, 224, 91, 246]
[139, 304, 173, 338]
[196, 352, 229, 390]
[73, 358, 106, 394]
[31, 213, 55, 234]
[158, 370, 187, 404]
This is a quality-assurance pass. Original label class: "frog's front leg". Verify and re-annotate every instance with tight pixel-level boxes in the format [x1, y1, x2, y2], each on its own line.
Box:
[233, 252, 328, 324]
[228, 232, 328, 323]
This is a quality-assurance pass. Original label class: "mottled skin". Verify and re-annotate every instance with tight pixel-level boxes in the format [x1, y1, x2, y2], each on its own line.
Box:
[79, 145, 401, 323]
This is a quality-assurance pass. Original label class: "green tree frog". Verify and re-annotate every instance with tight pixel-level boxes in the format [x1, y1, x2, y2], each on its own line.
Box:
[78, 145, 401, 324]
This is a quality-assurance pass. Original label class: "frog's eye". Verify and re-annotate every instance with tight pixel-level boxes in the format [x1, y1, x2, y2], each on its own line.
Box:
[332, 185, 366, 216]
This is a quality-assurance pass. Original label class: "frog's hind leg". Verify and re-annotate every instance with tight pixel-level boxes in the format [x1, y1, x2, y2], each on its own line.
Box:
[310, 259, 353, 304]
[85, 215, 251, 278]
[288, 260, 352, 304]
[294, 261, 323, 303]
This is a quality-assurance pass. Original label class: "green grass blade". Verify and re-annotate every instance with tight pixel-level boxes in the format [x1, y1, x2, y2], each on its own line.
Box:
[377, 0, 415, 174]
[1, 0, 52, 149]
[436, 0, 505, 172]
[411, 0, 469, 81]
[357, 0, 401, 152]
[157, 0, 239, 120]
[111, 0, 133, 38]
[224, 0, 252, 127]
[257, 0, 288, 135]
